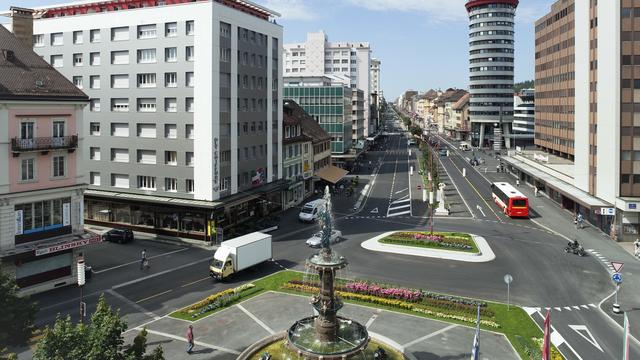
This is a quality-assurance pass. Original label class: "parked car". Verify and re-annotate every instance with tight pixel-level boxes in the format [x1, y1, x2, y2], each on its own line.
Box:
[103, 228, 134, 244]
[299, 199, 327, 222]
[306, 230, 342, 247]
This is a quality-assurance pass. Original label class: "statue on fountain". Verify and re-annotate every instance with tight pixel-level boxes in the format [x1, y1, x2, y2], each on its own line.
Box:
[319, 186, 333, 253]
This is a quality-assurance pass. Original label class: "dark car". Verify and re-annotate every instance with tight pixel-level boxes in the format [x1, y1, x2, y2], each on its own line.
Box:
[103, 228, 134, 244]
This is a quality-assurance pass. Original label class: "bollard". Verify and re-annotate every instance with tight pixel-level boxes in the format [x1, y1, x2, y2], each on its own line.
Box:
[613, 303, 621, 314]
[462, 168, 466, 177]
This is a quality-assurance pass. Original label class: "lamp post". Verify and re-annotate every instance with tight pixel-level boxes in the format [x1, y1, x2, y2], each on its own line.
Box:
[77, 256, 86, 324]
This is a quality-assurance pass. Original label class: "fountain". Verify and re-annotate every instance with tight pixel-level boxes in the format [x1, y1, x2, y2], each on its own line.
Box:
[286, 186, 369, 359]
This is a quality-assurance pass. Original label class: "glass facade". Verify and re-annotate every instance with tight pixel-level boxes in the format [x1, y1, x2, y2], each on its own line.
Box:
[284, 86, 352, 153]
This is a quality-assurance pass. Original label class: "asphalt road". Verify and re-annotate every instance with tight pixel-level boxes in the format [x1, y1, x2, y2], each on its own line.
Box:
[23, 114, 639, 359]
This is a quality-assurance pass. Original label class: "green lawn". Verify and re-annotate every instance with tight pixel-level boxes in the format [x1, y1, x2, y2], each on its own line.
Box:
[168, 270, 557, 359]
[379, 231, 479, 254]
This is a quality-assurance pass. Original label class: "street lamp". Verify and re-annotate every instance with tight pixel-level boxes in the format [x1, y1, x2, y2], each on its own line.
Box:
[77, 256, 86, 323]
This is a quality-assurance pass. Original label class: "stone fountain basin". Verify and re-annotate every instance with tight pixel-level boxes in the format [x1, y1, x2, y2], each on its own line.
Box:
[287, 316, 369, 358]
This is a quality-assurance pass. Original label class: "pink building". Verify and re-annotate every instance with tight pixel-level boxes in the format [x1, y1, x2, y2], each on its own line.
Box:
[0, 11, 95, 295]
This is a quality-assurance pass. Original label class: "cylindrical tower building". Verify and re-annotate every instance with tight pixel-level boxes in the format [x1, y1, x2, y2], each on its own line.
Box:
[466, 0, 518, 149]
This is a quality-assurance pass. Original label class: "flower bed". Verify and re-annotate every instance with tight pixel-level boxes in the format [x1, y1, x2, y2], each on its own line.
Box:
[380, 231, 478, 252]
[177, 283, 256, 319]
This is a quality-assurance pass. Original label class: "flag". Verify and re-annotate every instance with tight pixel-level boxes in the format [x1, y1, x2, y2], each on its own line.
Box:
[471, 304, 480, 360]
[542, 309, 551, 360]
[623, 312, 630, 360]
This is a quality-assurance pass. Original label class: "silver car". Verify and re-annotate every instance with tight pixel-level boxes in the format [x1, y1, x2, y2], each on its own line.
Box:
[306, 230, 343, 247]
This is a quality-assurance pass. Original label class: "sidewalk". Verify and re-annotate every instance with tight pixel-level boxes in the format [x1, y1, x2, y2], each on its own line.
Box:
[85, 224, 217, 251]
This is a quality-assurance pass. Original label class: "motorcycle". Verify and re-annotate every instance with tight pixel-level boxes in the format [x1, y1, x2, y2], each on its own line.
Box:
[564, 244, 586, 257]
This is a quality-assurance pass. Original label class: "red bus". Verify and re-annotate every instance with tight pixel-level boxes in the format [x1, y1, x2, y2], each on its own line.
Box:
[490, 182, 529, 217]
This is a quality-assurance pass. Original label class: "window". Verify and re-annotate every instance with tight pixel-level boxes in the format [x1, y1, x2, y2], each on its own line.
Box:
[90, 29, 101, 43]
[137, 150, 156, 165]
[137, 98, 156, 112]
[90, 147, 101, 160]
[137, 176, 156, 190]
[220, 22, 231, 37]
[111, 174, 129, 188]
[220, 48, 231, 62]
[138, 24, 157, 39]
[50, 55, 63, 67]
[21, 122, 34, 141]
[165, 22, 177, 37]
[111, 74, 129, 88]
[165, 72, 177, 87]
[165, 47, 177, 62]
[186, 20, 194, 35]
[137, 73, 156, 88]
[137, 124, 156, 138]
[33, 34, 44, 47]
[90, 172, 101, 186]
[111, 98, 129, 112]
[52, 156, 65, 177]
[111, 123, 129, 138]
[165, 124, 177, 139]
[21, 159, 35, 181]
[165, 151, 177, 165]
[186, 97, 194, 112]
[52, 121, 65, 139]
[111, 50, 129, 65]
[90, 75, 101, 89]
[51, 32, 63, 46]
[73, 31, 83, 44]
[186, 72, 194, 87]
[73, 76, 83, 88]
[90, 122, 100, 135]
[220, 73, 231, 87]
[90, 99, 100, 112]
[137, 49, 156, 63]
[186, 124, 194, 139]
[186, 46, 194, 61]
[90, 52, 101, 65]
[165, 178, 177, 192]
[111, 148, 129, 162]
[111, 27, 129, 41]
[186, 152, 194, 166]
[186, 179, 194, 193]
[165, 98, 177, 112]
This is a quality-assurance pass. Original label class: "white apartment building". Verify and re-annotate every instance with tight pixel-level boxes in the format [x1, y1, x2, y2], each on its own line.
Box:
[371, 57, 381, 98]
[7, 0, 284, 237]
[283, 31, 374, 135]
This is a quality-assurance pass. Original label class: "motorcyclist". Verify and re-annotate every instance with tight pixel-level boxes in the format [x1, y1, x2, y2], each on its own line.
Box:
[568, 239, 579, 250]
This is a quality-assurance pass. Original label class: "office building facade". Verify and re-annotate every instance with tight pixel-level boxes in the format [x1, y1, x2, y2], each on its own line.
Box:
[19, 0, 283, 237]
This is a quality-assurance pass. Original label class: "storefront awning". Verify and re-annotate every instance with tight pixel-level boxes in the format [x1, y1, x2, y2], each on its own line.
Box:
[85, 189, 222, 209]
[316, 166, 349, 184]
[223, 193, 261, 209]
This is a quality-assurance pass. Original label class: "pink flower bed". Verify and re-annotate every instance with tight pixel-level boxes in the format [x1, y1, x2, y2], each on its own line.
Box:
[414, 233, 443, 242]
[345, 282, 422, 302]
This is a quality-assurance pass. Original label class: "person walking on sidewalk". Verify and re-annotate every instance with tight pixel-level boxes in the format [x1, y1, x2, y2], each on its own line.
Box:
[576, 213, 584, 229]
[140, 249, 147, 270]
[634, 238, 640, 258]
[186, 325, 194, 354]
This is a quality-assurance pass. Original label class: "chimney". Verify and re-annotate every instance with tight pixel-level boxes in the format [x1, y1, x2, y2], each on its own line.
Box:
[10, 7, 35, 48]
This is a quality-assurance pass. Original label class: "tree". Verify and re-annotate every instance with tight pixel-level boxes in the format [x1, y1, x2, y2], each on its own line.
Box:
[0, 269, 37, 348]
[33, 295, 164, 360]
[410, 124, 422, 137]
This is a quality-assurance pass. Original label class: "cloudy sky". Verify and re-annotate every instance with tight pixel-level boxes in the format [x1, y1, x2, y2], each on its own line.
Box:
[0, 0, 556, 99]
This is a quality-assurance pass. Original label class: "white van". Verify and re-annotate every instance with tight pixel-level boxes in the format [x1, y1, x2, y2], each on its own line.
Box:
[299, 199, 327, 222]
[459, 142, 471, 151]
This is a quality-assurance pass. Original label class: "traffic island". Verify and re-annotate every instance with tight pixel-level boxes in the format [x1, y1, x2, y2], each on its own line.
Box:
[361, 231, 496, 262]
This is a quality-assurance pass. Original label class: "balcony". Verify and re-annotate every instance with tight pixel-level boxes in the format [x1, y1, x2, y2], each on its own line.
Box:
[12, 135, 78, 154]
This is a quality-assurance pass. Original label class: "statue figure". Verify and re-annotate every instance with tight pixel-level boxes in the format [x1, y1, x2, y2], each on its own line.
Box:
[320, 186, 333, 250]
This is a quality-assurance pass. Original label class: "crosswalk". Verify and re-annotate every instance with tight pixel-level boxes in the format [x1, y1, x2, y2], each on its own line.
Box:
[387, 194, 412, 218]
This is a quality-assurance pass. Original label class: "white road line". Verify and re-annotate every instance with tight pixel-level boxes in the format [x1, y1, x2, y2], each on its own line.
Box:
[395, 188, 408, 194]
[402, 324, 458, 348]
[439, 156, 475, 218]
[236, 304, 275, 335]
[92, 247, 190, 274]
[142, 328, 241, 355]
[388, 204, 411, 212]
[112, 256, 212, 290]
[387, 210, 412, 218]
[391, 198, 411, 204]
[365, 313, 379, 329]
[106, 289, 160, 320]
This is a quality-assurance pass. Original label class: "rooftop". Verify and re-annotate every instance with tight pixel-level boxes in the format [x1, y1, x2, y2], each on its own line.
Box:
[0, 25, 88, 102]
[284, 99, 331, 144]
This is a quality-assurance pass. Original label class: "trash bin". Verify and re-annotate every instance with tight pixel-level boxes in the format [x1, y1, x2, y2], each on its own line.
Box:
[85, 266, 92, 280]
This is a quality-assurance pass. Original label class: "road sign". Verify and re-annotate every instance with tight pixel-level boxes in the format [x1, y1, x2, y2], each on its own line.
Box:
[504, 274, 513, 284]
[612, 273, 622, 284]
[596, 207, 615, 216]
[611, 262, 624, 273]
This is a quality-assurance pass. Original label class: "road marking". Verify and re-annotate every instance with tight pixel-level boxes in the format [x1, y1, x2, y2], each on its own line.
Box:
[135, 289, 173, 304]
[476, 205, 486, 217]
[92, 247, 190, 274]
[181, 277, 211, 288]
[387, 210, 412, 218]
[568, 325, 603, 352]
[106, 289, 161, 320]
[370, 207, 379, 214]
[529, 310, 583, 360]
[142, 328, 241, 355]
[392, 197, 411, 204]
[113, 256, 212, 290]
[388, 204, 411, 212]
[365, 313, 379, 328]
[237, 304, 275, 335]
[402, 324, 458, 348]
[395, 188, 408, 194]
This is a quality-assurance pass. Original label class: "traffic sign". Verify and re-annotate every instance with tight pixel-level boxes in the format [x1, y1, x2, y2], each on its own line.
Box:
[504, 274, 513, 284]
[611, 262, 624, 273]
[612, 273, 622, 284]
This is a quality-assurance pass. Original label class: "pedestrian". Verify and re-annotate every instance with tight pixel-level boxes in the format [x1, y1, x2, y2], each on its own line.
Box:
[577, 213, 583, 229]
[534, 187, 539, 197]
[186, 325, 194, 354]
[634, 238, 640, 258]
[140, 249, 147, 270]
[496, 164, 500, 173]
[516, 179, 520, 187]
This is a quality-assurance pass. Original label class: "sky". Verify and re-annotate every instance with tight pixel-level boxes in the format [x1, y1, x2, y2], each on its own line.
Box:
[0, 0, 556, 100]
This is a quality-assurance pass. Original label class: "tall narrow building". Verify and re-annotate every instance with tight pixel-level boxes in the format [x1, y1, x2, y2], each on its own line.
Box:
[466, 0, 518, 149]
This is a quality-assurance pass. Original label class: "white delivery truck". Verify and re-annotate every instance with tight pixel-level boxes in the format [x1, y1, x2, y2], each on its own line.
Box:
[209, 232, 272, 280]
